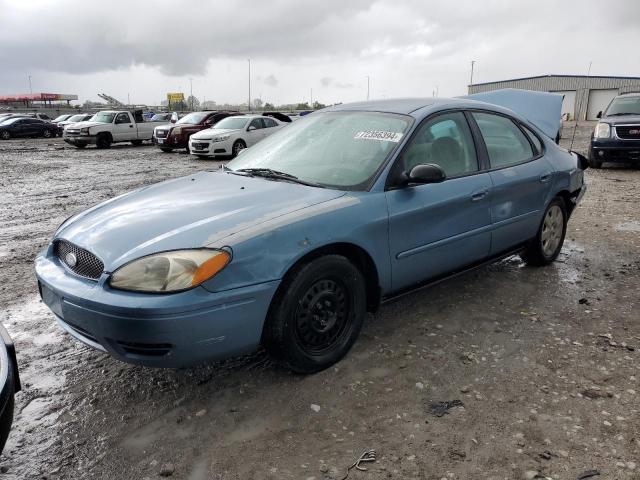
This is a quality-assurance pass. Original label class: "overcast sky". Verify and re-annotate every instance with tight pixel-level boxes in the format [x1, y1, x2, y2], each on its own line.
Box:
[1, 0, 639, 106]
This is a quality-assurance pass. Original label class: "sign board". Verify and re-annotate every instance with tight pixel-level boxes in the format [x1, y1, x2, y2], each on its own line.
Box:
[167, 93, 185, 102]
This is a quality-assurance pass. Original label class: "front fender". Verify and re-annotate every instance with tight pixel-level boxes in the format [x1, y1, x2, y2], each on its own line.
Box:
[202, 192, 392, 295]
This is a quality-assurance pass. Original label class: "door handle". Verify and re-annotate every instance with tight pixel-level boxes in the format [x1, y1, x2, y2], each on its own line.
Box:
[539, 172, 551, 183]
[471, 189, 489, 201]
[129, 125, 134, 128]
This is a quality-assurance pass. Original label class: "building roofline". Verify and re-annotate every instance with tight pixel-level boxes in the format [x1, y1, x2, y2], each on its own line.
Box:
[469, 74, 640, 87]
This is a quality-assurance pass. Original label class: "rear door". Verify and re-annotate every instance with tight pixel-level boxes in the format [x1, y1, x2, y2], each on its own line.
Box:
[386, 111, 493, 291]
[469, 111, 553, 254]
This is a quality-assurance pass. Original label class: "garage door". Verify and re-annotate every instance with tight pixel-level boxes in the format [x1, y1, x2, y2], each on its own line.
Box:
[587, 89, 618, 120]
[553, 90, 576, 120]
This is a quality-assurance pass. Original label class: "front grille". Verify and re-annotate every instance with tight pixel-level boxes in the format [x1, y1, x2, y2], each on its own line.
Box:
[155, 129, 168, 138]
[192, 142, 208, 150]
[54, 240, 104, 280]
[66, 128, 80, 135]
[616, 125, 640, 140]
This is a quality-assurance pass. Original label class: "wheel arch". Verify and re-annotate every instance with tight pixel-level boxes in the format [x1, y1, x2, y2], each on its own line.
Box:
[271, 242, 382, 315]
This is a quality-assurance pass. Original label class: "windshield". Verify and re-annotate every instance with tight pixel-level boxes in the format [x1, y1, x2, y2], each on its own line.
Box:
[67, 114, 87, 122]
[53, 114, 71, 122]
[150, 114, 169, 121]
[606, 96, 640, 116]
[91, 112, 116, 123]
[227, 111, 412, 190]
[177, 112, 209, 125]
[213, 117, 248, 130]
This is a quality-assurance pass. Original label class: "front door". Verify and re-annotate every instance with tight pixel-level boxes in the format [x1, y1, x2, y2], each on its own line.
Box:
[386, 111, 493, 292]
[113, 112, 134, 141]
[245, 118, 265, 146]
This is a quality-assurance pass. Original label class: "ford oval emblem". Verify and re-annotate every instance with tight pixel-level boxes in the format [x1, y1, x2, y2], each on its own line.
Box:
[65, 252, 77, 267]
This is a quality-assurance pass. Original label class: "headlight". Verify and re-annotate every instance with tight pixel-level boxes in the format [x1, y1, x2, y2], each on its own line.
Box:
[80, 127, 90, 135]
[110, 249, 230, 293]
[211, 135, 230, 143]
[594, 122, 610, 139]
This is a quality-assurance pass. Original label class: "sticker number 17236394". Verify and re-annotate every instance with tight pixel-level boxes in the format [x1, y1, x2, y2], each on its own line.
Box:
[354, 130, 404, 142]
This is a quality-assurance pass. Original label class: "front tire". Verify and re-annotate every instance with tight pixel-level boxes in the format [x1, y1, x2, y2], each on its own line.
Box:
[131, 140, 143, 146]
[588, 148, 602, 169]
[96, 133, 112, 149]
[0, 131, 10, 140]
[263, 255, 366, 373]
[521, 197, 567, 266]
[42, 129, 52, 138]
[74, 142, 87, 149]
[232, 140, 246, 157]
[160, 147, 173, 153]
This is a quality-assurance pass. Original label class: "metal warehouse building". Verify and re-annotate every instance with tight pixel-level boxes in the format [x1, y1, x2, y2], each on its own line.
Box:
[468, 75, 640, 121]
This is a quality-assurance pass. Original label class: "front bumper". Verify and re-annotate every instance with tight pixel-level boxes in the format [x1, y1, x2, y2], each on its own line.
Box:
[64, 135, 96, 145]
[35, 249, 280, 368]
[591, 139, 640, 163]
[189, 139, 231, 157]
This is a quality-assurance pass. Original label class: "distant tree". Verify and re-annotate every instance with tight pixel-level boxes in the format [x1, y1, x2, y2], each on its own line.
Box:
[169, 99, 188, 111]
[263, 102, 275, 110]
[252, 98, 264, 110]
[296, 102, 311, 110]
[186, 95, 200, 111]
[312, 101, 326, 110]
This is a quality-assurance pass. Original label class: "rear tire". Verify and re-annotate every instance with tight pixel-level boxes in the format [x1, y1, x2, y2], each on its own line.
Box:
[0, 131, 10, 140]
[263, 255, 366, 373]
[42, 129, 52, 138]
[521, 197, 567, 266]
[131, 140, 143, 146]
[96, 133, 112, 149]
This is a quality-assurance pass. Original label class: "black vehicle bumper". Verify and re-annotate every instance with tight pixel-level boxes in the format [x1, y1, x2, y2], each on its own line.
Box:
[591, 139, 640, 163]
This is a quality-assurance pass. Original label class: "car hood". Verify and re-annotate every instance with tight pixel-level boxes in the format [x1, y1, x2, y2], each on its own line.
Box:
[191, 128, 239, 140]
[602, 114, 640, 125]
[56, 170, 345, 270]
[67, 121, 108, 130]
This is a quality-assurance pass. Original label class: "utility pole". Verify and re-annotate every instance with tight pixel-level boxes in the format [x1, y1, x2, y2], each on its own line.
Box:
[366, 75, 370, 100]
[470, 60, 475, 87]
[127, 93, 130, 106]
[189, 78, 193, 110]
[28, 75, 32, 95]
[310, 88, 313, 108]
[248, 59, 251, 112]
[587, 61, 592, 76]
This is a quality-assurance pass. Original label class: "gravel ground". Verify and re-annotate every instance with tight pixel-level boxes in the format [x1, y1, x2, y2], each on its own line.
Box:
[0, 123, 639, 480]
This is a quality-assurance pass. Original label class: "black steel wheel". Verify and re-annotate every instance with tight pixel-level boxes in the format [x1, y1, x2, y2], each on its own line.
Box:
[0, 131, 10, 140]
[263, 255, 366, 373]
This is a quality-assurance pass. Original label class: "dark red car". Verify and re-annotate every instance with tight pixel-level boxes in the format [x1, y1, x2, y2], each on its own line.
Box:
[152, 111, 241, 152]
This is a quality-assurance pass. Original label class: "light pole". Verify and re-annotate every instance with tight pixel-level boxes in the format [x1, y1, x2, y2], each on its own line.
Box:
[470, 60, 475, 87]
[366, 75, 370, 100]
[248, 59, 251, 112]
[310, 88, 313, 108]
[28, 75, 32, 95]
[189, 78, 193, 110]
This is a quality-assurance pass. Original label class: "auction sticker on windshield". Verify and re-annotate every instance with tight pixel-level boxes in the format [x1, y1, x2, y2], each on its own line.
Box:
[354, 130, 404, 142]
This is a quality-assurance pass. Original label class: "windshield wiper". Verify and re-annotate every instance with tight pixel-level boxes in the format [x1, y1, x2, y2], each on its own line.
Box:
[606, 112, 639, 116]
[234, 168, 326, 188]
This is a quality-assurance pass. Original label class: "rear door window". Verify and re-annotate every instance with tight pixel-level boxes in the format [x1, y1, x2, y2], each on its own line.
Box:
[472, 112, 534, 168]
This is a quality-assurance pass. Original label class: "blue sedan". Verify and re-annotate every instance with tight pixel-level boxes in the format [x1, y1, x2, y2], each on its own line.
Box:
[35, 95, 587, 373]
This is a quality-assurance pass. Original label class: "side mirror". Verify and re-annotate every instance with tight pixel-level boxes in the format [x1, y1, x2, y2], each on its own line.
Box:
[406, 163, 446, 185]
[596, 111, 602, 119]
[247, 125, 256, 131]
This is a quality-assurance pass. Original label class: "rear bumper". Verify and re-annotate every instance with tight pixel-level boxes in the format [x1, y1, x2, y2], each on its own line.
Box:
[35, 250, 280, 368]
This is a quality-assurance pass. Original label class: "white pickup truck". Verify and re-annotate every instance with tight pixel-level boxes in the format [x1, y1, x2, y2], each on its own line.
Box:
[63, 110, 165, 149]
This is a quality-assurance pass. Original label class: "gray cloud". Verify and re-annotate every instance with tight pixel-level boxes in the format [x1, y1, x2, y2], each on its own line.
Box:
[263, 74, 278, 87]
[0, 0, 638, 104]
